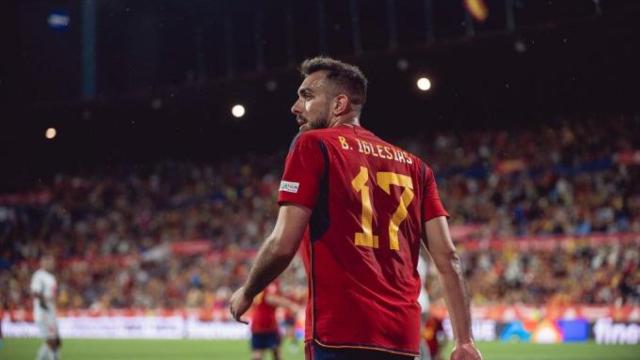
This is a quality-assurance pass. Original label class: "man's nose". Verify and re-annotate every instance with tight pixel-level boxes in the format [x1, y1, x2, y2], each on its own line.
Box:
[291, 99, 301, 115]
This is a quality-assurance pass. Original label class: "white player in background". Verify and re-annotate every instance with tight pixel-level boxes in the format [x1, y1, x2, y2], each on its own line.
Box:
[418, 252, 433, 360]
[30, 255, 61, 360]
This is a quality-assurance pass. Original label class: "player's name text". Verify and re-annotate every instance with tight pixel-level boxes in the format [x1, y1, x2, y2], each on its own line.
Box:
[338, 136, 413, 164]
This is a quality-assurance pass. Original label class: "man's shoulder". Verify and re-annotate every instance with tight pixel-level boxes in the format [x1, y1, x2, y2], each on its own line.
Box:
[288, 129, 331, 152]
[376, 138, 428, 169]
[31, 269, 44, 284]
[33, 269, 54, 279]
[299, 128, 334, 140]
[361, 130, 422, 157]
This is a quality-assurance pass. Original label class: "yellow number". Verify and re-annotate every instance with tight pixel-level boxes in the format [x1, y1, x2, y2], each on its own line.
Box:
[351, 167, 379, 248]
[376, 172, 414, 250]
[351, 168, 414, 251]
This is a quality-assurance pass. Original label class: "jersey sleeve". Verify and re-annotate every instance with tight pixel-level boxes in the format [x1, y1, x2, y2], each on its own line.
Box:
[422, 164, 449, 222]
[277, 133, 325, 209]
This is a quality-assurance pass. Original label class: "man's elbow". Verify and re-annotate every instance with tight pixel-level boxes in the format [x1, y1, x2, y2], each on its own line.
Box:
[433, 249, 463, 276]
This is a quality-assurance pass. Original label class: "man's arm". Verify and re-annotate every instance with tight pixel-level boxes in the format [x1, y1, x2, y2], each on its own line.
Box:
[424, 216, 481, 360]
[31, 292, 48, 310]
[229, 204, 311, 323]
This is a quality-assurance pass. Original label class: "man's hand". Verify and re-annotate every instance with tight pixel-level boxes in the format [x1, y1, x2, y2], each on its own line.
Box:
[229, 286, 253, 325]
[450, 342, 482, 360]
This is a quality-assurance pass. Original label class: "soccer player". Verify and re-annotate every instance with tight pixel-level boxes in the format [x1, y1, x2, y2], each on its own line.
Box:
[250, 282, 300, 360]
[281, 285, 305, 354]
[423, 311, 447, 360]
[0, 293, 4, 350]
[230, 57, 482, 360]
[30, 255, 61, 360]
[418, 254, 433, 360]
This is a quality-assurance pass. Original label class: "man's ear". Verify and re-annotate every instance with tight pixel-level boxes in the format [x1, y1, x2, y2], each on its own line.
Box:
[332, 94, 350, 116]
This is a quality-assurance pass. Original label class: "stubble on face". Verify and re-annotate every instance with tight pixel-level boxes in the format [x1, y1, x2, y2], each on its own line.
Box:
[304, 102, 331, 131]
[296, 73, 335, 132]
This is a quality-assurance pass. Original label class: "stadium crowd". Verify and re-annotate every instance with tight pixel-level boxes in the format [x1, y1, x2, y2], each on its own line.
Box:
[1, 116, 639, 313]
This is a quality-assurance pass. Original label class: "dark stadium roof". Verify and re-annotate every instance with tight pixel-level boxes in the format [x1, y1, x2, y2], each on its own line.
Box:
[2, 0, 639, 191]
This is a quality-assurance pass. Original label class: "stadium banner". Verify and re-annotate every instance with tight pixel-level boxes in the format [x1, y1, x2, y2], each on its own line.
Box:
[430, 304, 640, 323]
[1, 316, 249, 340]
[443, 318, 498, 342]
[3, 312, 638, 344]
[441, 318, 639, 345]
[593, 318, 640, 345]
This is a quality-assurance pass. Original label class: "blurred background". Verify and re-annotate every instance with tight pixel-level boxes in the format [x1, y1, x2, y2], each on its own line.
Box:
[1, 0, 639, 359]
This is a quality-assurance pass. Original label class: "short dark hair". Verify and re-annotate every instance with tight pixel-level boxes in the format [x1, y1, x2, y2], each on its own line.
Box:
[300, 57, 368, 106]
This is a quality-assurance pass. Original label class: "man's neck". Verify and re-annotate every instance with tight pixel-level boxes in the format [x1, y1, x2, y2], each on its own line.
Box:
[329, 114, 361, 128]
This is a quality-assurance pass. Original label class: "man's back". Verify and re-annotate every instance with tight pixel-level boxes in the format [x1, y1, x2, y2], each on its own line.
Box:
[278, 125, 448, 356]
[231, 56, 480, 360]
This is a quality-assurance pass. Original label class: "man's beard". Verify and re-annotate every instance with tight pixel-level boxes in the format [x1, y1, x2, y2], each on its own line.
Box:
[298, 106, 331, 132]
[307, 111, 331, 130]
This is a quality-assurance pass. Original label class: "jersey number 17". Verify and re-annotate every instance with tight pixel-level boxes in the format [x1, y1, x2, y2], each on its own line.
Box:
[350, 166, 415, 251]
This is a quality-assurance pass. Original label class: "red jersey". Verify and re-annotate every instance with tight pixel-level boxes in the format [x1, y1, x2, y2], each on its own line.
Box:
[277, 125, 448, 356]
[250, 283, 280, 334]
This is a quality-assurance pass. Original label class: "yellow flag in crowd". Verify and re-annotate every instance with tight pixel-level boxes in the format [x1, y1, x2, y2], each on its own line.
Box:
[464, 0, 489, 22]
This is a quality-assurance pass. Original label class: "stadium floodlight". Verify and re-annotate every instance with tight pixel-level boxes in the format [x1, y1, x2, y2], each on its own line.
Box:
[231, 104, 246, 118]
[47, 10, 70, 31]
[45, 128, 57, 140]
[417, 77, 432, 91]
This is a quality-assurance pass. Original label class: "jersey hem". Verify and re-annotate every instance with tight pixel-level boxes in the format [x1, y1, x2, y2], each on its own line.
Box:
[423, 213, 450, 222]
[313, 338, 420, 357]
[277, 199, 315, 210]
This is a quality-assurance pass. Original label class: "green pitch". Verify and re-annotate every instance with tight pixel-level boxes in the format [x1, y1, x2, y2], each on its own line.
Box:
[1, 338, 638, 360]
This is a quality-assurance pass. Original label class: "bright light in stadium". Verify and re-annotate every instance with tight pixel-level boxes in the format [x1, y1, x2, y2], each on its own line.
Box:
[417, 77, 432, 91]
[45, 127, 57, 140]
[231, 104, 246, 118]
